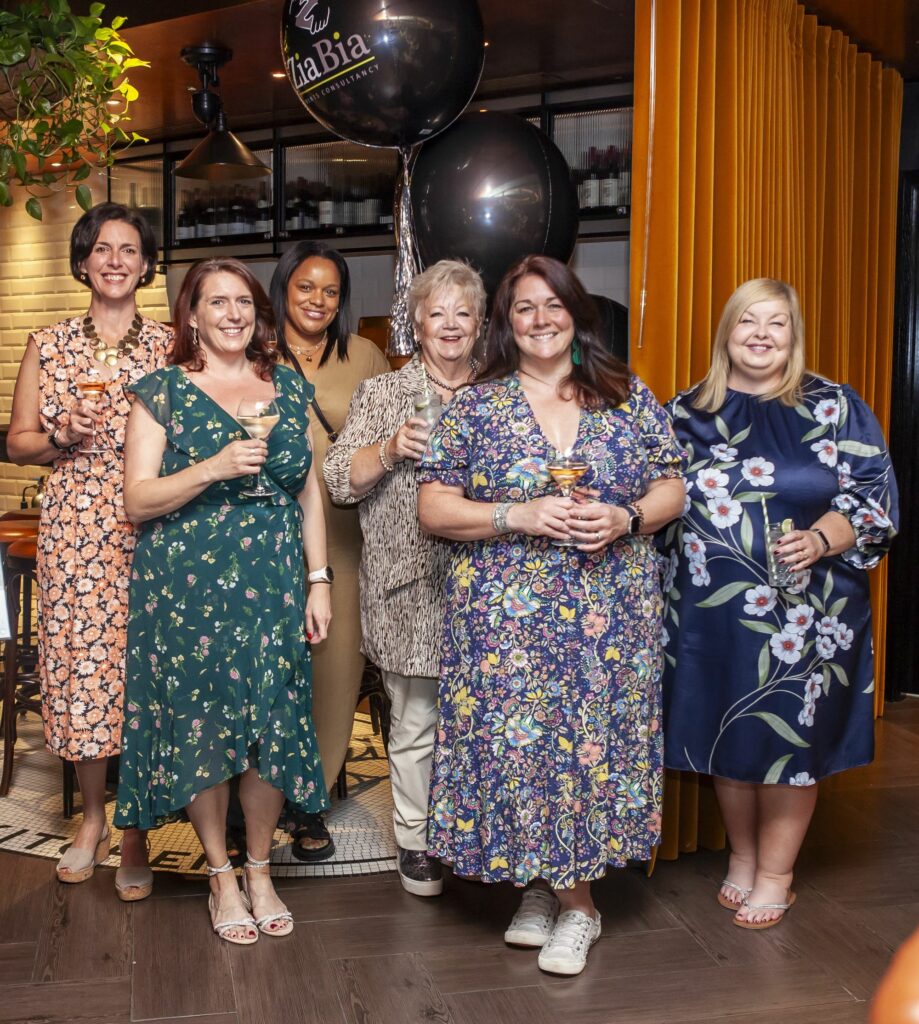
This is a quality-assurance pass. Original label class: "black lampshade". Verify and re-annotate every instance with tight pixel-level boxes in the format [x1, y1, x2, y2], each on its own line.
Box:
[176, 110, 270, 182]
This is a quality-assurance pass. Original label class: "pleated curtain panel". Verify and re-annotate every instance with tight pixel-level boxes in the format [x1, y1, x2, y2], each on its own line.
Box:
[630, 0, 903, 859]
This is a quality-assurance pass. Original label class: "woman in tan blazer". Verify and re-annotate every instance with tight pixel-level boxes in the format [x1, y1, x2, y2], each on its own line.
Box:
[270, 241, 390, 860]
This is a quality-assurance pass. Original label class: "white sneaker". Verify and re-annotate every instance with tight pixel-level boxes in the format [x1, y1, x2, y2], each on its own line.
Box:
[537, 909, 601, 975]
[504, 888, 559, 947]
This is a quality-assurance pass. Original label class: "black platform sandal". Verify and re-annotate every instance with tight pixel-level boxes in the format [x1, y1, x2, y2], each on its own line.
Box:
[290, 813, 336, 862]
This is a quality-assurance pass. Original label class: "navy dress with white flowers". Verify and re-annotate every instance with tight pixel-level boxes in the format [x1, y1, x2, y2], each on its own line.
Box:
[661, 376, 897, 786]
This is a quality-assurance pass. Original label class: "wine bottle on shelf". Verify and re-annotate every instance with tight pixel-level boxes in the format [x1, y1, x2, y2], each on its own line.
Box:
[582, 147, 600, 210]
[255, 182, 272, 235]
[176, 191, 193, 241]
[215, 188, 229, 236]
[619, 143, 631, 207]
[318, 182, 335, 228]
[601, 145, 620, 209]
[199, 191, 216, 239]
[228, 186, 247, 235]
[284, 181, 299, 232]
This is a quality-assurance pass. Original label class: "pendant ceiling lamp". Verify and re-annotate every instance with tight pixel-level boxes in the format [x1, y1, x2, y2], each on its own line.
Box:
[176, 43, 270, 181]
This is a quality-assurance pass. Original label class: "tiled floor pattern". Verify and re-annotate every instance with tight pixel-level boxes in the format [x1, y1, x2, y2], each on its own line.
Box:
[0, 712, 398, 876]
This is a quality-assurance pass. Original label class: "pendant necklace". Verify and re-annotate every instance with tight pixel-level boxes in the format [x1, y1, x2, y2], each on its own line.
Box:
[291, 336, 327, 363]
[83, 312, 143, 367]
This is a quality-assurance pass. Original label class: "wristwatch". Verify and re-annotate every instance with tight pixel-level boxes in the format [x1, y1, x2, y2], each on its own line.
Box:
[48, 426, 74, 451]
[307, 566, 334, 584]
[624, 504, 644, 535]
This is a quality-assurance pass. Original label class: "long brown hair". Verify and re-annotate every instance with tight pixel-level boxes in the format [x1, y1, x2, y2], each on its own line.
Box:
[480, 255, 631, 409]
[171, 258, 278, 380]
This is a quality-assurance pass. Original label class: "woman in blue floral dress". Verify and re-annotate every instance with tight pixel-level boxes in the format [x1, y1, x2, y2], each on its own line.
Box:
[661, 278, 898, 930]
[418, 256, 685, 976]
[115, 259, 330, 946]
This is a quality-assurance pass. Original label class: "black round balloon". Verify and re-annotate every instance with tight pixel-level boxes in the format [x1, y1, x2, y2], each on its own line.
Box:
[411, 112, 580, 293]
[281, 0, 485, 148]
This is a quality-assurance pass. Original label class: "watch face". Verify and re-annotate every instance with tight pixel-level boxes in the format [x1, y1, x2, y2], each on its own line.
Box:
[325, 566, 335, 582]
[628, 515, 641, 535]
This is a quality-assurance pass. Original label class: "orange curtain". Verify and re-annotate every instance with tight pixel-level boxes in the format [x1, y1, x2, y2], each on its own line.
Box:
[631, 0, 903, 859]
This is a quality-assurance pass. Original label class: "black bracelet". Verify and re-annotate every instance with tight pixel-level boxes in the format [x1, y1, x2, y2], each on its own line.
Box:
[48, 427, 73, 451]
[811, 527, 831, 554]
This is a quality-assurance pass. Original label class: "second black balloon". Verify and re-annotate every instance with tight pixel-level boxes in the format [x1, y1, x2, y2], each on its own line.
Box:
[411, 112, 580, 294]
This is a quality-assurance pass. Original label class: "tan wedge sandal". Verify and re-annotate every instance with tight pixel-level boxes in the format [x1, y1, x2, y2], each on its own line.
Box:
[57, 826, 111, 884]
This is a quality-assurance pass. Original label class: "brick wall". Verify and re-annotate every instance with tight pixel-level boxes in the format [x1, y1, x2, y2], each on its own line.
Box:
[0, 173, 170, 511]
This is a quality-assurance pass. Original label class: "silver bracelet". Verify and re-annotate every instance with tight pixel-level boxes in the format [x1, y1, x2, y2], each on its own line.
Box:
[378, 439, 395, 473]
[492, 502, 513, 535]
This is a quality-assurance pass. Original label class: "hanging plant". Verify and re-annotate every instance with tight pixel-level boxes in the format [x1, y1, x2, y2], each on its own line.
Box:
[0, 0, 148, 221]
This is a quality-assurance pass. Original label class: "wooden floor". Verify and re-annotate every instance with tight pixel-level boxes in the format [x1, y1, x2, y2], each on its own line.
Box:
[3, 702, 919, 1024]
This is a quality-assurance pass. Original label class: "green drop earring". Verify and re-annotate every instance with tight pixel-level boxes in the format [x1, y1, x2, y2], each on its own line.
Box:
[571, 337, 582, 366]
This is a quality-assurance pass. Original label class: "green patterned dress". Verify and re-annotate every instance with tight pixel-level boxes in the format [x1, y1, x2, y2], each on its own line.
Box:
[114, 364, 326, 829]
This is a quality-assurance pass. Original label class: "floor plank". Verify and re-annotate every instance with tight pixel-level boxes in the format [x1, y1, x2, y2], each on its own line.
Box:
[131, 893, 236, 1021]
[0, 977, 131, 1024]
[0, 851, 54, 945]
[229, 922, 345, 1024]
[537, 961, 853, 1024]
[706, 1002, 868, 1024]
[32, 868, 132, 983]
[0, 942, 36, 985]
[446, 986, 555, 1024]
[422, 927, 716, 993]
[334, 952, 454, 1024]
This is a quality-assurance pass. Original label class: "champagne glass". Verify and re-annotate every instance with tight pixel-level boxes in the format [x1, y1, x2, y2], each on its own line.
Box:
[545, 448, 590, 547]
[237, 397, 280, 498]
[75, 366, 110, 454]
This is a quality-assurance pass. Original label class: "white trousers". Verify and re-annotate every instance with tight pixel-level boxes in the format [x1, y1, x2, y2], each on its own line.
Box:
[381, 670, 439, 851]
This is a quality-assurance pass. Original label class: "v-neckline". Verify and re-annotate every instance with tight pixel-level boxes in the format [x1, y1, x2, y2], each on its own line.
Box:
[176, 365, 278, 427]
[513, 372, 585, 456]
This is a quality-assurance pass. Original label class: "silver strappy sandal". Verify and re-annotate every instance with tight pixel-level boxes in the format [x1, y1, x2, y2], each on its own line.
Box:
[207, 861, 258, 945]
[733, 890, 797, 929]
[717, 878, 752, 909]
[242, 854, 294, 936]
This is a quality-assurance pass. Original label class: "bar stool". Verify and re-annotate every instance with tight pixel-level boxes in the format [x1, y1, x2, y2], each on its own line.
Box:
[335, 660, 391, 800]
[0, 526, 40, 798]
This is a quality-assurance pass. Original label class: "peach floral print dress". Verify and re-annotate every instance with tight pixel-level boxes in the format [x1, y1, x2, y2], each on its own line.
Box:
[34, 315, 171, 761]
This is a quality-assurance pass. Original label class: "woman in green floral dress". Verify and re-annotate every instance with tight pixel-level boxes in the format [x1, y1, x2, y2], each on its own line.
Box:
[115, 258, 330, 945]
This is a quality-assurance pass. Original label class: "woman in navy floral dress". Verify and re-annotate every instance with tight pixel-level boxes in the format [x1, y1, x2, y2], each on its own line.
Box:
[661, 278, 898, 929]
[418, 256, 684, 976]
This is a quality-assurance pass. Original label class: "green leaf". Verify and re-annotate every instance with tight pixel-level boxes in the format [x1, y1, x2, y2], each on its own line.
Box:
[110, 15, 126, 29]
[0, 181, 10, 207]
[752, 711, 810, 747]
[734, 490, 776, 503]
[72, 162, 92, 181]
[800, 423, 829, 442]
[740, 511, 753, 557]
[837, 440, 882, 458]
[757, 640, 770, 688]
[75, 184, 93, 211]
[729, 424, 752, 446]
[741, 619, 779, 635]
[25, 197, 43, 221]
[714, 414, 730, 441]
[827, 596, 847, 618]
[696, 580, 753, 608]
[822, 665, 831, 696]
[823, 568, 834, 605]
[830, 662, 850, 688]
[763, 753, 793, 784]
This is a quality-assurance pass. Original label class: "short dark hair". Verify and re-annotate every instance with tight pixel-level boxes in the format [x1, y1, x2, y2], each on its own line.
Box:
[170, 258, 278, 381]
[69, 202, 158, 288]
[269, 241, 352, 368]
[481, 255, 631, 409]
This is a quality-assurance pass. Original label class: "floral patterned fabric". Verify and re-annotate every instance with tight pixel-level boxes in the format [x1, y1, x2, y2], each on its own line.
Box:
[418, 374, 683, 888]
[661, 377, 898, 785]
[114, 365, 326, 829]
[33, 316, 171, 761]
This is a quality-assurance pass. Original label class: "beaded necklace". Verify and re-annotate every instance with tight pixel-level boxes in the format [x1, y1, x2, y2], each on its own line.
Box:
[83, 312, 143, 367]
[422, 357, 479, 393]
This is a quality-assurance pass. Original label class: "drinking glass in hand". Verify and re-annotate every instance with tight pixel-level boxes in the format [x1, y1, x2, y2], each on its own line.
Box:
[546, 450, 590, 547]
[237, 397, 280, 498]
[766, 518, 797, 588]
[75, 368, 110, 454]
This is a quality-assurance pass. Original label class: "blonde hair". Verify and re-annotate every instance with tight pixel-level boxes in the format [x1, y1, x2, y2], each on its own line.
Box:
[408, 259, 487, 336]
[694, 278, 806, 412]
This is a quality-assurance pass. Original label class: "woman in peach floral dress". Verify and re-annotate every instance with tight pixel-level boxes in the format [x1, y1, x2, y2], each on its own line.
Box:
[8, 203, 171, 898]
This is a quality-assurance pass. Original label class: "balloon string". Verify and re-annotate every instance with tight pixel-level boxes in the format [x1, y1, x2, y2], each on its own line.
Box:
[388, 145, 421, 357]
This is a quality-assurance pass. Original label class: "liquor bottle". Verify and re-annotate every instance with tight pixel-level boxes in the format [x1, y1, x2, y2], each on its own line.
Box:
[255, 182, 272, 235]
[619, 142, 631, 207]
[581, 147, 600, 209]
[303, 181, 319, 229]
